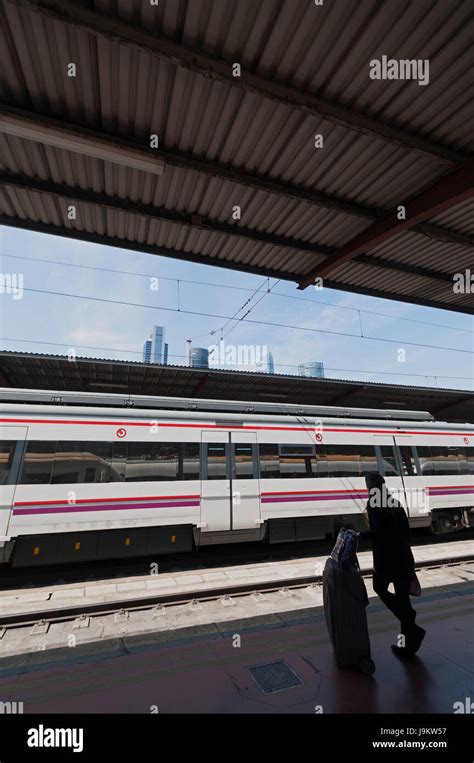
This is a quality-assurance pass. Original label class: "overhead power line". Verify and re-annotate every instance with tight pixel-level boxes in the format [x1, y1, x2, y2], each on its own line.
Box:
[4, 285, 474, 356]
[1, 251, 472, 335]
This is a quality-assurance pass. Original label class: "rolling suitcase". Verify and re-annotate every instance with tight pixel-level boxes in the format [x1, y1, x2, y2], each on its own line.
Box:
[323, 530, 375, 676]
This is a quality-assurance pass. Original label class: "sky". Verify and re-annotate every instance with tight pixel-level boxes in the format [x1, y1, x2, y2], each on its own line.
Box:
[0, 226, 473, 391]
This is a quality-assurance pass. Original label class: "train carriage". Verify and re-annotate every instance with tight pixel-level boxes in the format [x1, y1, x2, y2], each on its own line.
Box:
[0, 389, 473, 566]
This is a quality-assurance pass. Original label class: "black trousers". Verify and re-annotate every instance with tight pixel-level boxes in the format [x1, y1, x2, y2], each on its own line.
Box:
[373, 571, 417, 634]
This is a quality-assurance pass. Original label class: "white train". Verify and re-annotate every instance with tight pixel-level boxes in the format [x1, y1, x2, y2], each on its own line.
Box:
[0, 389, 473, 566]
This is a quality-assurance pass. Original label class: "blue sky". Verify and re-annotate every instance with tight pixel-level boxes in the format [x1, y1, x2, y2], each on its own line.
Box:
[0, 226, 473, 391]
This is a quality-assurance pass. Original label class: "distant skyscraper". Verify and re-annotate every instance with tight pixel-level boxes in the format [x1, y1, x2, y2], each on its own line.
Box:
[190, 347, 209, 369]
[185, 339, 192, 366]
[142, 326, 166, 365]
[298, 361, 325, 378]
[142, 339, 152, 364]
[267, 351, 275, 374]
[163, 342, 169, 366]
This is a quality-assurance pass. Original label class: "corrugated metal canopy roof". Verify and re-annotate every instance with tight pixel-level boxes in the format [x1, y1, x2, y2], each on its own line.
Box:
[0, 351, 473, 424]
[0, 0, 473, 313]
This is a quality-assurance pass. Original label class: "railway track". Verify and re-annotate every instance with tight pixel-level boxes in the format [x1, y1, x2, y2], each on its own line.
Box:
[2, 528, 472, 591]
[1, 552, 472, 631]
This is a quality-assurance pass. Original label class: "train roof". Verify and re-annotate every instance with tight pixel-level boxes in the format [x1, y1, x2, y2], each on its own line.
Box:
[0, 387, 435, 422]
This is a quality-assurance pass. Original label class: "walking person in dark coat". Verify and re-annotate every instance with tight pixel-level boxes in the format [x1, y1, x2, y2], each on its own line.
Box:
[364, 472, 425, 657]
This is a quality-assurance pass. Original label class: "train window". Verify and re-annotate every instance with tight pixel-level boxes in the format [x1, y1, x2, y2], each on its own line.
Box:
[150, 443, 180, 481]
[20, 441, 203, 484]
[428, 446, 467, 476]
[416, 446, 434, 475]
[260, 444, 378, 479]
[180, 444, 200, 480]
[20, 441, 55, 484]
[359, 446, 379, 474]
[278, 444, 313, 478]
[258, 444, 312, 478]
[280, 445, 315, 455]
[0, 442, 15, 485]
[110, 442, 127, 481]
[124, 442, 159, 482]
[206, 443, 228, 480]
[466, 449, 474, 474]
[279, 453, 312, 478]
[416, 446, 471, 476]
[398, 446, 418, 476]
[259, 444, 280, 478]
[431, 447, 459, 475]
[446, 446, 469, 475]
[233, 444, 256, 479]
[82, 442, 114, 482]
[84, 467, 96, 483]
[312, 446, 328, 478]
[325, 445, 364, 477]
[51, 442, 114, 484]
[123, 443, 200, 481]
[51, 442, 85, 484]
[378, 446, 400, 476]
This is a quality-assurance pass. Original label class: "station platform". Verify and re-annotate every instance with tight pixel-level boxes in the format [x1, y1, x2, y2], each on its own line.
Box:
[0, 570, 472, 714]
[0, 538, 471, 618]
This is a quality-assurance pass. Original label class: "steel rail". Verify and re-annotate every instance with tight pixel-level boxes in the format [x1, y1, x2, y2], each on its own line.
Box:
[1, 554, 472, 630]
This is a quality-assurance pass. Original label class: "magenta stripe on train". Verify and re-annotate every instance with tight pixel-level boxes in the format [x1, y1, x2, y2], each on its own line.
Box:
[13, 499, 200, 516]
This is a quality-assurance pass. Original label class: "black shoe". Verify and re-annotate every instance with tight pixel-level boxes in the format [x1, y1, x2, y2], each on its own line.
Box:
[406, 626, 426, 655]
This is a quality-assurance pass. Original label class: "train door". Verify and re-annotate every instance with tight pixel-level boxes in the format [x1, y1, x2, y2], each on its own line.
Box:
[373, 435, 409, 515]
[200, 431, 230, 531]
[0, 426, 27, 539]
[230, 432, 260, 530]
[394, 435, 429, 519]
[200, 431, 260, 532]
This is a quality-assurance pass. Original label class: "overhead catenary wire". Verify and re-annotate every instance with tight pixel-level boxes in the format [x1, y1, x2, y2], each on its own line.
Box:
[220, 278, 281, 342]
[2, 284, 473, 356]
[1, 251, 472, 335]
[189, 277, 278, 342]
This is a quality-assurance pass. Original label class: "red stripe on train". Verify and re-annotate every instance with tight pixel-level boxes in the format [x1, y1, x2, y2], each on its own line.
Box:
[0, 417, 472, 437]
[14, 494, 200, 506]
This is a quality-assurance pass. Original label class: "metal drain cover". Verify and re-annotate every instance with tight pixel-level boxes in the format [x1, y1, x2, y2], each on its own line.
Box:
[248, 660, 303, 694]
